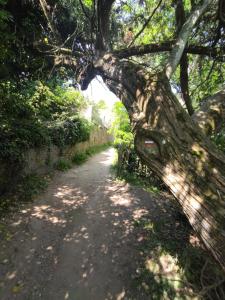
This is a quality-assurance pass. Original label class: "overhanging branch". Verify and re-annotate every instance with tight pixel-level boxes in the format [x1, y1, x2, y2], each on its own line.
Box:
[96, 0, 115, 51]
[113, 41, 225, 60]
[128, 0, 163, 47]
[165, 0, 213, 79]
[79, 0, 91, 20]
[39, 0, 61, 42]
[176, 0, 194, 116]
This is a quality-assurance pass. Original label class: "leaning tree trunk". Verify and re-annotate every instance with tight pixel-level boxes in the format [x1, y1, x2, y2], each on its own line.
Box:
[95, 54, 225, 272]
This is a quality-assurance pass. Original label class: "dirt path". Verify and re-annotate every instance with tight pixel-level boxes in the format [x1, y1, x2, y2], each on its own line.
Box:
[0, 148, 176, 300]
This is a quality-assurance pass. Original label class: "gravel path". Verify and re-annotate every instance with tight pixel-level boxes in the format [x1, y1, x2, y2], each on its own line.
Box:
[0, 148, 170, 300]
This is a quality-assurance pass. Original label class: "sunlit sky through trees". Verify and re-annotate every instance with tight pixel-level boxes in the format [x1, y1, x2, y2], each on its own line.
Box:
[82, 76, 119, 108]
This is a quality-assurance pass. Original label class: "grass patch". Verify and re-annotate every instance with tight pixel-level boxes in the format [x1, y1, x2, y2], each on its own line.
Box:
[72, 152, 88, 165]
[113, 166, 161, 194]
[72, 142, 111, 165]
[55, 158, 72, 171]
[86, 143, 111, 156]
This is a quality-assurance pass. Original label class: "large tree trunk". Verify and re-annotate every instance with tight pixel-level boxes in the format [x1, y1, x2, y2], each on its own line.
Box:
[95, 54, 225, 272]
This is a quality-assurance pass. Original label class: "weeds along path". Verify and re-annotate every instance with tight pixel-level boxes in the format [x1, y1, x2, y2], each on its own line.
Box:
[0, 148, 211, 300]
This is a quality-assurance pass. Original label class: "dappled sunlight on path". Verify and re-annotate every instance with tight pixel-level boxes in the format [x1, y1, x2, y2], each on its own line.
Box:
[0, 148, 201, 300]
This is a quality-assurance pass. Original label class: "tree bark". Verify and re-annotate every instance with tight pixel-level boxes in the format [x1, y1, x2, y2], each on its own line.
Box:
[113, 42, 225, 61]
[193, 89, 225, 135]
[95, 0, 115, 51]
[165, 0, 213, 79]
[175, 0, 194, 115]
[95, 54, 225, 273]
[180, 54, 194, 115]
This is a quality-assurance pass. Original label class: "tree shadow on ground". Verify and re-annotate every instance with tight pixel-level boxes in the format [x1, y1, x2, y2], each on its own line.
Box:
[130, 190, 225, 299]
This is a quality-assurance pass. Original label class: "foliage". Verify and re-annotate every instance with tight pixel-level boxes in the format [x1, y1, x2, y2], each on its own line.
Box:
[95, 99, 107, 110]
[211, 128, 225, 154]
[72, 143, 112, 165]
[72, 152, 88, 165]
[55, 159, 72, 171]
[112, 150, 164, 194]
[1, 0, 224, 113]
[0, 0, 94, 80]
[171, 58, 225, 110]
[0, 80, 91, 164]
[49, 116, 91, 148]
[0, 174, 49, 216]
[110, 101, 164, 190]
[17, 174, 49, 201]
[111, 0, 225, 110]
[90, 99, 108, 126]
[110, 102, 133, 147]
[113, 0, 175, 48]
[0, 0, 46, 79]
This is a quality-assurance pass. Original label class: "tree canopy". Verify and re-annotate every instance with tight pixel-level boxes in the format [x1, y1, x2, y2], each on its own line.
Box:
[1, 0, 224, 109]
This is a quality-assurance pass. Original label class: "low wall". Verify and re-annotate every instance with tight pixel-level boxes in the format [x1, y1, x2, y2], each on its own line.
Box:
[64, 126, 112, 159]
[0, 128, 112, 194]
[24, 127, 112, 175]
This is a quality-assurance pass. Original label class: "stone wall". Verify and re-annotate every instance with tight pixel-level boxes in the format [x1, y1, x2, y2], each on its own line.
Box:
[0, 128, 112, 194]
[24, 127, 112, 175]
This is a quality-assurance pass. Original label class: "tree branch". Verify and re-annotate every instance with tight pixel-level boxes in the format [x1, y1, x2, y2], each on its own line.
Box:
[113, 41, 225, 60]
[180, 54, 194, 115]
[175, 0, 194, 115]
[33, 41, 73, 55]
[190, 60, 216, 97]
[96, 0, 115, 51]
[128, 0, 163, 47]
[39, 0, 61, 42]
[79, 0, 91, 20]
[165, 0, 213, 79]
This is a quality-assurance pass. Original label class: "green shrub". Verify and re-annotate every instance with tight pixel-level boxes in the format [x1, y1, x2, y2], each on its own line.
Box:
[55, 159, 72, 171]
[211, 128, 225, 154]
[72, 153, 88, 165]
[17, 174, 49, 201]
[110, 102, 164, 190]
[86, 143, 111, 156]
[0, 80, 91, 164]
[110, 102, 133, 147]
[72, 143, 111, 165]
[0, 174, 49, 215]
[49, 117, 91, 148]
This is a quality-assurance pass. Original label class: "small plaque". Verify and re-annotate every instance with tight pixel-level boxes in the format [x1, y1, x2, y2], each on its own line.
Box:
[145, 140, 155, 147]
[144, 140, 158, 155]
